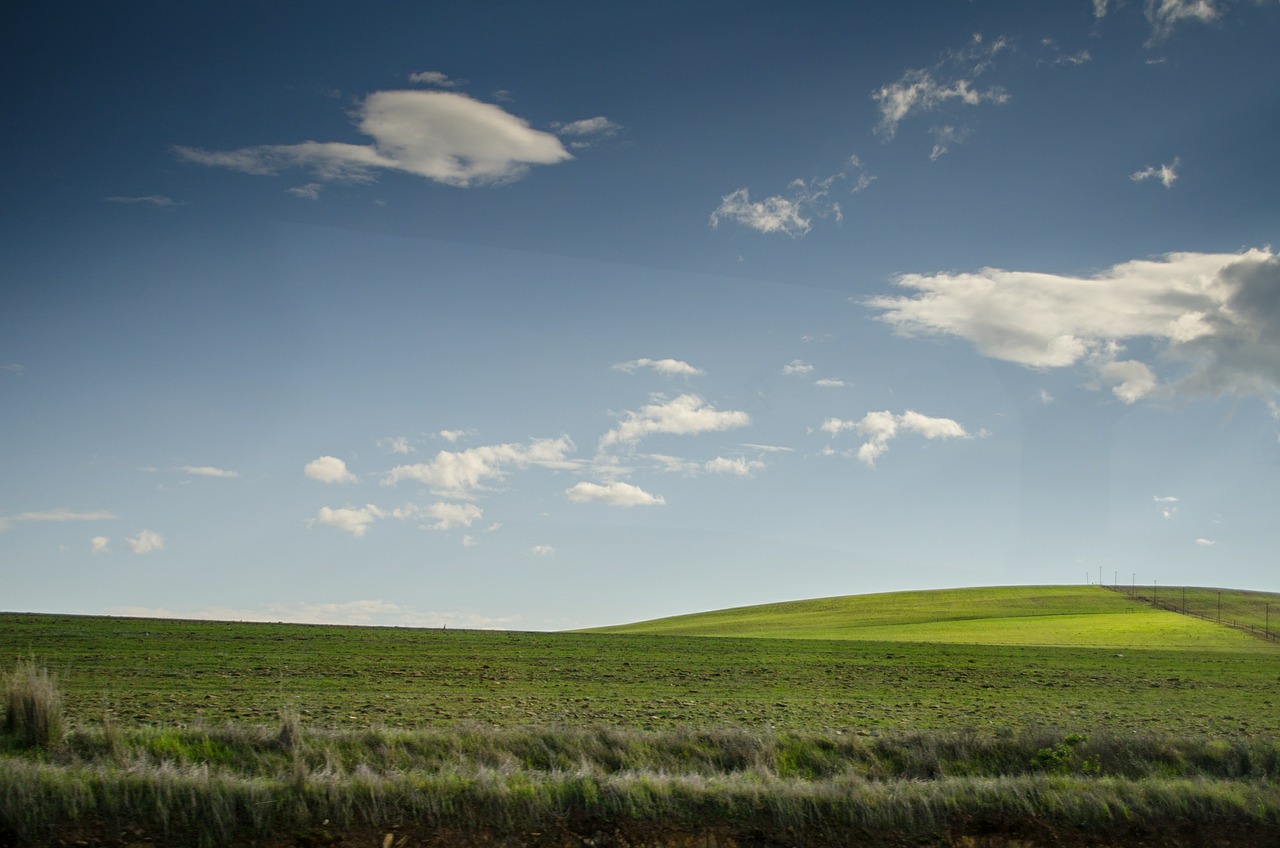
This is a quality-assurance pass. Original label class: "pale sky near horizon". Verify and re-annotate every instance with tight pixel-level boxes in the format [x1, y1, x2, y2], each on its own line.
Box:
[3, 1, 1279, 630]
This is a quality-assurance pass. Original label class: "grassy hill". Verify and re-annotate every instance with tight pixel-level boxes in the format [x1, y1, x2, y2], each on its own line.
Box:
[585, 585, 1279, 651]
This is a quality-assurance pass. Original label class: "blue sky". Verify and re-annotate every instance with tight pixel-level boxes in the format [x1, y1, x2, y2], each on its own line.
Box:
[3, 1, 1279, 629]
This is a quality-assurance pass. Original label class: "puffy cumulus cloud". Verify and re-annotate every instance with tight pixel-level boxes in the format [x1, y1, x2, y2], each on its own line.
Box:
[866, 248, 1280, 405]
[126, 529, 165, 554]
[783, 360, 814, 376]
[704, 456, 766, 477]
[304, 456, 358, 484]
[438, 429, 470, 443]
[599, 394, 750, 450]
[566, 481, 666, 506]
[309, 505, 384, 537]
[378, 436, 414, 455]
[1131, 158, 1179, 188]
[179, 465, 239, 478]
[709, 157, 872, 238]
[820, 410, 970, 467]
[382, 437, 576, 497]
[873, 35, 1010, 143]
[90, 536, 110, 553]
[0, 508, 117, 532]
[613, 358, 705, 377]
[176, 90, 573, 188]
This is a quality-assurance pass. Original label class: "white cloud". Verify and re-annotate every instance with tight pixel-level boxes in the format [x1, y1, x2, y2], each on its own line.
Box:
[1154, 495, 1180, 519]
[176, 90, 573, 188]
[928, 125, 968, 160]
[408, 70, 462, 88]
[566, 480, 666, 506]
[709, 157, 871, 238]
[408, 501, 484, 531]
[530, 545, 556, 556]
[287, 183, 323, 200]
[1038, 389, 1055, 404]
[462, 535, 477, 547]
[379, 436, 414, 454]
[783, 359, 814, 376]
[1195, 537, 1217, 546]
[866, 248, 1280, 404]
[599, 394, 750, 449]
[1131, 158, 1179, 189]
[90, 536, 110, 553]
[613, 358, 705, 377]
[179, 465, 240, 479]
[551, 116, 623, 147]
[704, 456, 766, 477]
[1094, 0, 1110, 19]
[382, 436, 576, 497]
[0, 508, 118, 532]
[126, 529, 165, 554]
[821, 410, 970, 467]
[814, 378, 847, 388]
[304, 456, 358, 484]
[104, 195, 181, 208]
[1145, 0, 1222, 40]
[873, 35, 1010, 142]
[1, 363, 23, 377]
[438, 429, 470, 442]
[309, 505, 384, 537]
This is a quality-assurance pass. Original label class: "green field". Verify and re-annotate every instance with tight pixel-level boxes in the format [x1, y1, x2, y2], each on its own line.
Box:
[587, 585, 1278, 650]
[3, 585, 1280, 846]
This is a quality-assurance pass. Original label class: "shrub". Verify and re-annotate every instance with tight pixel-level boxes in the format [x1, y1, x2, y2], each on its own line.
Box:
[3, 659, 65, 749]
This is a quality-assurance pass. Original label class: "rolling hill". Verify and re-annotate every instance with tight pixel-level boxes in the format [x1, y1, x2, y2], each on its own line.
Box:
[585, 585, 1280, 651]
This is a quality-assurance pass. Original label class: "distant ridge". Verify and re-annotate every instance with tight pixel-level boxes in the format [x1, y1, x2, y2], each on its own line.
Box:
[583, 585, 1279, 652]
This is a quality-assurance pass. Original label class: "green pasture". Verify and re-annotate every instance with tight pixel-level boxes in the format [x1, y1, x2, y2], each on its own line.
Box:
[587, 585, 1278, 650]
[2, 588, 1278, 737]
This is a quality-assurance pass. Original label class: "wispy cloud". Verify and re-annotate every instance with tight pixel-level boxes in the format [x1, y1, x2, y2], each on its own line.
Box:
[104, 195, 182, 208]
[530, 545, 556, 556]
[304, 456, 358, 484]
[709, 156, 873, 237]
[820, 410, 970, 467]
[408, 70, 463, 88]
[382, 437, 576, 497]
[566, 481, 665, 506]
[613, 358, 704, 377]
[866, 248, 1280, 405]
[704, 456, 766, 477]
[1145, 0, 1223, 41]
[1154, 495, 1180, 519]
[0, 508, 117, 532]
[873, 34, 1010, 149]
[1131, 157, 1179, 189]
[176, 90, 573, 188]
[782, 360, 814, 376]
[286, 183, 323, 201]
[378, 436, 414, 455]
[178, 465, 239, 479]
[550, 116, 623, 148]
[0, 363, 23, 377]
[599, 394, 750, 450]
[1195, 537, 1216, 546]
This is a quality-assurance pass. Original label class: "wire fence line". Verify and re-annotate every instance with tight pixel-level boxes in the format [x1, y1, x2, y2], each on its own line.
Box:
[1100, 584, 1278, 642]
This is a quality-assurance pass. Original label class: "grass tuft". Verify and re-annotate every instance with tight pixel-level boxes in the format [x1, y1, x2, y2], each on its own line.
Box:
[2, 660, 64, 750]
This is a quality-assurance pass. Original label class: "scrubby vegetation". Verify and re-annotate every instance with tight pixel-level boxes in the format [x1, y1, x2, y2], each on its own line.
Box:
[3, 718, 1280, 846]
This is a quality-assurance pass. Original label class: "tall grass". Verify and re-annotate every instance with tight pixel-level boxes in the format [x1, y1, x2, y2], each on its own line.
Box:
[5, 720, 1280, 845]
[2, 659, 64, 750]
